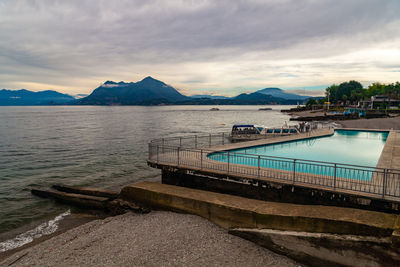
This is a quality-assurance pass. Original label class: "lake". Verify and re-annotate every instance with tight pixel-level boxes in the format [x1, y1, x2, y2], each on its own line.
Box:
[0, 105, 294, 247]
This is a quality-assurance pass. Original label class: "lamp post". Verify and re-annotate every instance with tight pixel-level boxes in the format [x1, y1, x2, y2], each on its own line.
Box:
[327, 90, 330, 111]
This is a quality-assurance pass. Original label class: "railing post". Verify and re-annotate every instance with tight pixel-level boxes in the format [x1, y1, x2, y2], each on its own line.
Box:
[200, 149, 203, 169]
[157, 145, 159, 163]
[195, 135, 197, 149]
[177, 147, 180, 166]
[179, 137, 182, 147]
[227, 151, 230, 173]
[382, 169, 387, 197]
[258, 156, 260, 178]
[222, 133, 225, 145]
[162, 138, 165, 153]
[209, 134, 211, 147]
[334, 163, 337, 189]
[293, 159, 296, 184]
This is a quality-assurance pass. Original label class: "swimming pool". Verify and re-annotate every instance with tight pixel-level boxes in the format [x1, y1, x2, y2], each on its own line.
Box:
[207, 130, 389, 181]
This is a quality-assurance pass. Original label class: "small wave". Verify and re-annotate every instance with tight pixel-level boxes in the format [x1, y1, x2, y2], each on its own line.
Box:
[0, 210, 71, 252]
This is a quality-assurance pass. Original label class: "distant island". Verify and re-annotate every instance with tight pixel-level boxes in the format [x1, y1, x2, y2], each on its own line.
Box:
[0, 89, 75, 106]
[0, 76, 313, 106]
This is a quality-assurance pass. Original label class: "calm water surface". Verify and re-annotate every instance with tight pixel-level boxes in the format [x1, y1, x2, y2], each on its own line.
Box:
[209, 130, 388, 180]
[0, 105, 294, 235]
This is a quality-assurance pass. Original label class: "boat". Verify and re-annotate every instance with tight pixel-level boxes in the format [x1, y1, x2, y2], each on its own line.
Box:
[230, 124, 299, 141]
[231, 125, 263, 135]
[259, 108, 272, 111]
[210, 108, 220, 111]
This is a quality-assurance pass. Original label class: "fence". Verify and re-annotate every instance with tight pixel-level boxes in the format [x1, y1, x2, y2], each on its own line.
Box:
[148, 132, 400, 200]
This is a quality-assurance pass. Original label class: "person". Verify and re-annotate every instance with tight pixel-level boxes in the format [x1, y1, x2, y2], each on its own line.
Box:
[299, 122, 304, 132]
[305, 122, 310, 132]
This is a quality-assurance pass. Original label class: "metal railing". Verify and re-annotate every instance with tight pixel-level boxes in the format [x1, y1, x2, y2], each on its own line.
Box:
[148, 132, 400, 200]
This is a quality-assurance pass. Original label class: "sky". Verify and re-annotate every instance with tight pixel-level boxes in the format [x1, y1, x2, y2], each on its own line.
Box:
[1, 0, 400, 97]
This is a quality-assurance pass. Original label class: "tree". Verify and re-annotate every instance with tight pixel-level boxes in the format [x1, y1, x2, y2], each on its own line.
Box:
[317, 97, 326, 105]
[306, 98, 317, 108]
[365, 83, 385, 98]
[325, 84, 339, 103]
[325, 81, 400, 105]
[325, 81, 363, 104]
[337, 80, 363, 104]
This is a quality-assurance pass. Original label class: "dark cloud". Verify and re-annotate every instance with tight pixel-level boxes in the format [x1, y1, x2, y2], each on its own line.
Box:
[0, 0, 399, 93]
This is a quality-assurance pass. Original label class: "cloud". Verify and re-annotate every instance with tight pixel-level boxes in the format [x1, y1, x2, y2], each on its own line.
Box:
[0, 0, 400, 94]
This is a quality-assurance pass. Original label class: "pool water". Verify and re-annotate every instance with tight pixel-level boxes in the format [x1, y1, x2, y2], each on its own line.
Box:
[208, 130, 389, 180]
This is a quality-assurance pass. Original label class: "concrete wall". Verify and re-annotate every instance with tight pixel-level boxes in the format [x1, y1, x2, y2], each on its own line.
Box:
[120, 182, 400, 266]
[162, 169, 399, 213]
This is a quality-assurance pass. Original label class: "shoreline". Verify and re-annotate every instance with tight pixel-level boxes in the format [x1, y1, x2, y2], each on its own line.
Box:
[0, 210, 109, 262]
[0, 211, 299, 266]
[288, 109, 400, 130]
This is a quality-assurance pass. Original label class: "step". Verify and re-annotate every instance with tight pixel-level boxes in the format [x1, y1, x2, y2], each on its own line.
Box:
[31, 188, 109, 209]
[121, 181, 399, 238]
[52, 184, 119, 199]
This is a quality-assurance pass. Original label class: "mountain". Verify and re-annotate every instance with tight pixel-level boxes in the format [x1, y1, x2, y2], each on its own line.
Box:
[256, 87, 310, 100]
[0, 79, 315, 106]
[232, 92, 298, 104]
[0, 89, 75, 105]
[189, 95, 229, 100]
[76, 77, 313, 105]
[77, 76, 188, 105]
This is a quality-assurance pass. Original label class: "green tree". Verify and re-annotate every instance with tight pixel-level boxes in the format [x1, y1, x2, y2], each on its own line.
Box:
[325, 84, 339, 103]
[317, 97, 326, 105]
[337, 80, 363, 103]
[306, 98, 317, 108]
[365, 83, 385, 98]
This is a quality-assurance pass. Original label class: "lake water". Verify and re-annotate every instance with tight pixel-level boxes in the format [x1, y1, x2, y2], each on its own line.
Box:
[0, 105, 294, 240]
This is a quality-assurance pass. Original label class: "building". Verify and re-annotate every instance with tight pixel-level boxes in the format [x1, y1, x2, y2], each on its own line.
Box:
[359, 95, 400, 109]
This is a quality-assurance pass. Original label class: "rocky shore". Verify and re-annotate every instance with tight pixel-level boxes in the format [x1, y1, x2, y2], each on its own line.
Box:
[1, 211, 298, 266]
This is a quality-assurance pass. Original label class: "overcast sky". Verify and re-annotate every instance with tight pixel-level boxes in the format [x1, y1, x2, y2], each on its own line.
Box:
[1, 0, 400, 96]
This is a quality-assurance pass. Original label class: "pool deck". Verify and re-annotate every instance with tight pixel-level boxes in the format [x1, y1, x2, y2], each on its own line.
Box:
[377, 130, 400, 170]
[209, 128, 334, 151]
[212, 127, 399, 171]
[148, 128, 400, 205]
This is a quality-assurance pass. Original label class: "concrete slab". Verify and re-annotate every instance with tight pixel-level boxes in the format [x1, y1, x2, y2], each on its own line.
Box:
[121, 182, 399, 238]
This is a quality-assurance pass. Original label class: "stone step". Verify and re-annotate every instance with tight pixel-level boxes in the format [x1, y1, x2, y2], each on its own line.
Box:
[51, 184, 119, 199]
[31, 188, 109, 209]
[121, 181, 399, 237]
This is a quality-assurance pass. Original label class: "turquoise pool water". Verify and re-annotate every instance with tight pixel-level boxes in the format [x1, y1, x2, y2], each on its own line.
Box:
[208, 130, 389, 180]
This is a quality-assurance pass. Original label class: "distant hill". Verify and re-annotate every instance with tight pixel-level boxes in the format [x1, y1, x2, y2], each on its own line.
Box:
[231, 92, 298, 104]
[76, 77, 312, 105]
[0, 89, 75, 105]
[1, 77, 316, 106]
[175, 92, 299, 105]
[189, 95, 229, 100]
[257, 88, 310, 100]
[77, 76, 188, 105]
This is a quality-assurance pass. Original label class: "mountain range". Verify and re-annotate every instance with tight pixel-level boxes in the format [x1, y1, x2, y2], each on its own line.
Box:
[256, 87, 310, 100]
[76, 77, 312, 105]
[1, 77, 314, 106]
[0, 89, 75, 105]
